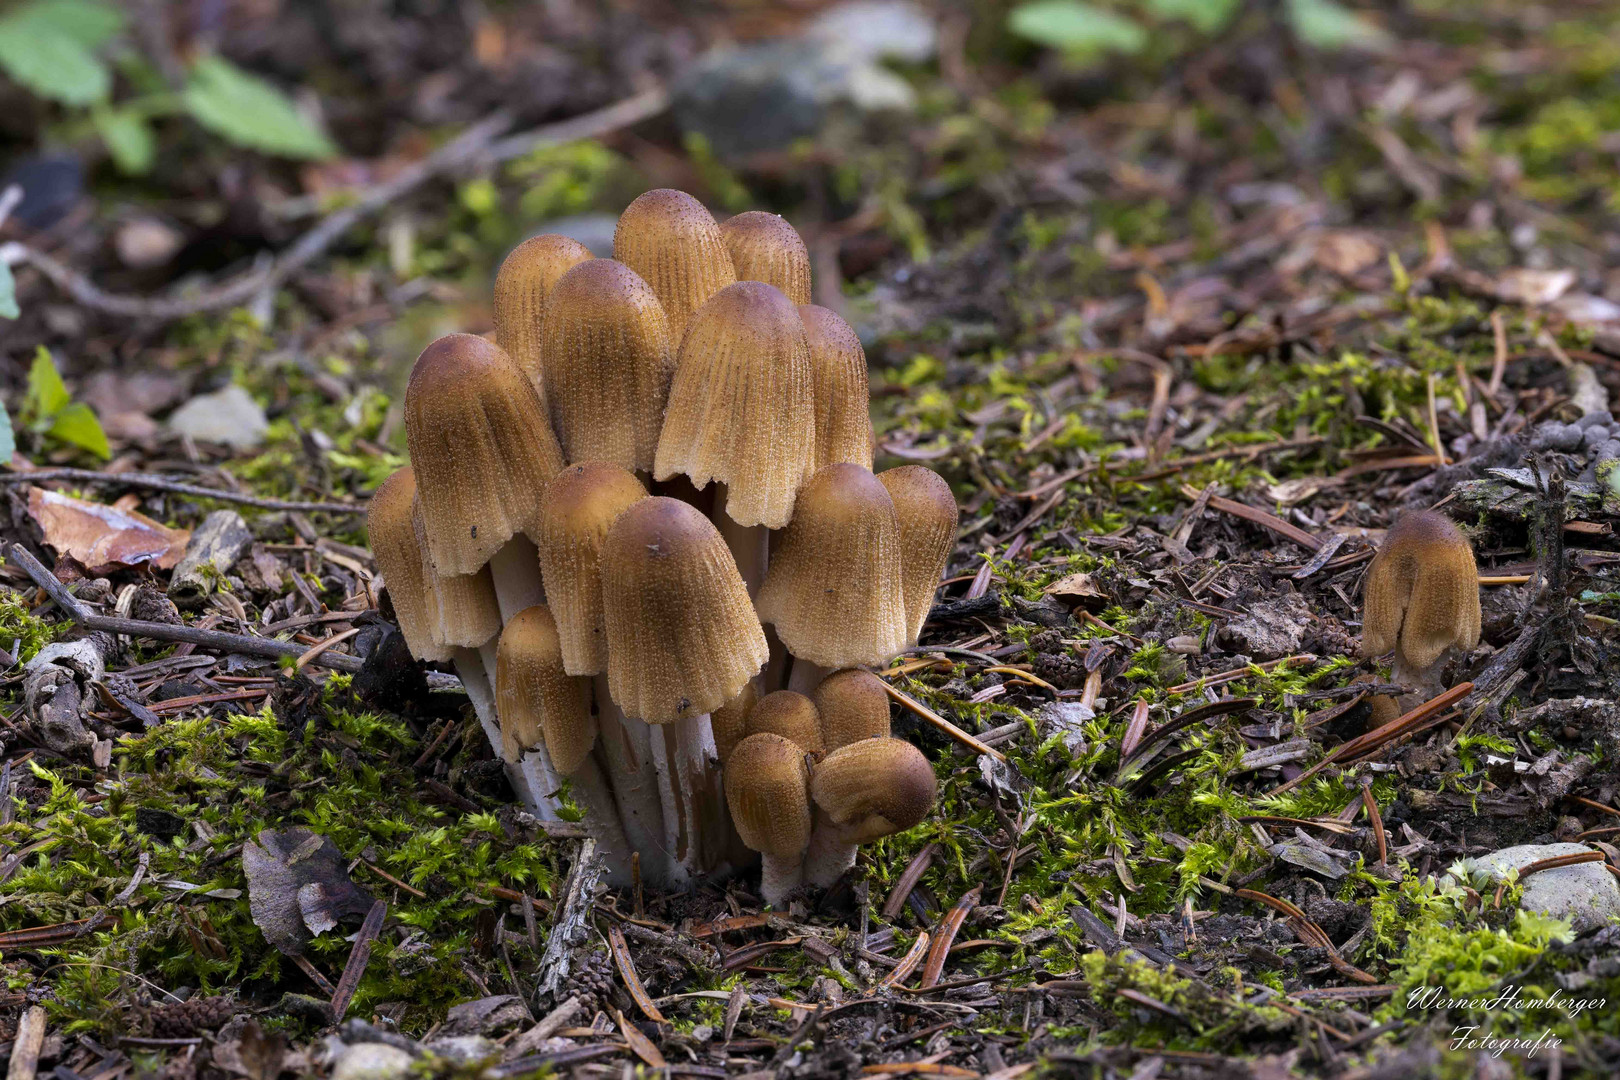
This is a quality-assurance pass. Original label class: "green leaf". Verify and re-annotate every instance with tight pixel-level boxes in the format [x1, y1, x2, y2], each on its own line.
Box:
[25, 348, 71, 420]
[1007, 1, 1147, 54]
[0, 20, 108, 104]
[1143, 0, 1239, 33]
[47, 402, 109, 459]
[93, 104, 156, 175]
[182, 55, 337, 160]
[1286, 0, 1389, 51]
[0, 262, 17, 320]
[15, 0, 124, 47]
[0, 402, 15, 464]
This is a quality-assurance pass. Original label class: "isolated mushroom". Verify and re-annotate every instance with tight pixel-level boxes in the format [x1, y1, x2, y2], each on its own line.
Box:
[654, 281, 818, 592]
[800, 304, 873, 471]
[496, 605, 631, 882]
[810, 668, 892, 751]
[725, 732, 813, 905]
[613, 188, 736, 339]
[367, 467, 449, 663]
[539, 259, 676, 472]
[804, 737, 936, 887]
[746, 691, 824, 757]
[493, 233, 593, 393]
[1362, 509, 1481, 684]
[404, 334, 563, 606]
[877, 465, 958, 647]
[720, 211, 812, 305]
[755, 463, 908, 686]
[600, 496, 769, 877]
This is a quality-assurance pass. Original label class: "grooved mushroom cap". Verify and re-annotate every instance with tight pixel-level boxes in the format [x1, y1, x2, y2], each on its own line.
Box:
[415, 501, 501, 649]
[540, 259, 676, 472]
[367, 467, 449, 662]
[535, 462, 649, 675]
[493, 234, 593, 394]
[810, 668, 892, 752]
[810, 737, 936, 843]
[725, 732, 812, 859]
[800, 304, 873, 471]
[755, 463, 908, 668]
[495, 605, 595, 771]
[600, 497, 769, 723]
[720, 212, 812, 305]
[653, 281, 818, 528]
[613, 189, 736, 340]
[1362, 510, 1482, 672]
[747, 691, 824, 756]
[405, 334, 565, 576]
[877, 466, 958, 646]
[712, 682, 759, 765]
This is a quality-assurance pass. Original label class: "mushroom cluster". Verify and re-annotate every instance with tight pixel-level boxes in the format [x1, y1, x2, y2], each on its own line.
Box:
[367, 191, 954, 900]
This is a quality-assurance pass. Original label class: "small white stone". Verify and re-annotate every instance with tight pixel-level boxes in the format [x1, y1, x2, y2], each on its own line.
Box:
[1462, 843, 1620, 934]
[330, 1043, 415, 1080]
[167, 385, 270, 451]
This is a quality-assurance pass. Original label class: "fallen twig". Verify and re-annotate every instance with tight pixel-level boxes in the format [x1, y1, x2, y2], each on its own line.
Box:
[0, 469, 365, 514]
[608, 922, 666, 1023]
[329, 899, 386, 1019]
[882, 681, 1008, 762]
[918, 885, 981, 989]
[6, 1006, 47, 1080]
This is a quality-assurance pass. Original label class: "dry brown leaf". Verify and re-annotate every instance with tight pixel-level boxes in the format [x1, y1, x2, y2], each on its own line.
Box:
[1494, 268, 1575, 306]
[27, 486, 191, 573]
[1045, 570, 1109, 611]
[1312, 231, 1382, 277]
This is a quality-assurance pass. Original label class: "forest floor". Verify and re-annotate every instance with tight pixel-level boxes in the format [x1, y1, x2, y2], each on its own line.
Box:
[0, 1, 1618, 1078]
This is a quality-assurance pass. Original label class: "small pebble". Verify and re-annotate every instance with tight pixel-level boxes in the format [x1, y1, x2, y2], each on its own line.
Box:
[1577, 411, 1613, 429]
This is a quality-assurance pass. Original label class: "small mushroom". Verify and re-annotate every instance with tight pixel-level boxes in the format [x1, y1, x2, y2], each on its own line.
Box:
[877, 466, 958, 647]
[1362, 510, 1481, 685]
[810, 668, 892, 751]
[804, 737, 936, 887]
[366, 467, 450, 662]
[725, 732, 812, 905]
[493, 233, 593, 394]
[746, 690, 824, 757]
[712, 682, 759, 765]
[614, 188, 736, 339]
[720, 211, 812, 305]
[801, 304, 873, 471]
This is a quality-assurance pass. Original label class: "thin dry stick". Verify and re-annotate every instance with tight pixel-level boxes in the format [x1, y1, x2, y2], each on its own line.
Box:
[883, 843, 939, 920]
[918, 885, 982, 989]
[329, 899, 387, 1019]
[0, 469, 365, 514]
[6, 1006, 46, 1080]
[1180, 486, 1323, 551]
[1362, 786, 1388, 866]
[882, 682, 1007, 762]
[7, 542, 365, 674]
[608, 923, 668, 1023]
[876, 931, 931, 990]
[1267, 682, 1473, 797]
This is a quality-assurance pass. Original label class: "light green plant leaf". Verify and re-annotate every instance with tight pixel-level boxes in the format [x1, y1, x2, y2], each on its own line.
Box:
[93, 104, 156, 175]
[1287, 0, 1389, 51]
[47, 402, 110, 459]
[17, 0, 124, 46]
[0, 19, 108, 105]
[0, 262, 17, 320]
[183, 55, 337, 160]
[1142, 0, 1239, 34]
[0, 402, 15, 463]
[1008, 1, 1147, 54]
[25, 348, 71, 419]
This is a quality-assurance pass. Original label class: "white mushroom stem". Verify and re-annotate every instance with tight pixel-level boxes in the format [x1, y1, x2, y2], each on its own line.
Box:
[759, 851, 805, 906]
[763, 627, 789, 693]
[786, 658, 832, 695]
[594, 674, 676, 885]
[487, 535, 546, 619]
[453, 645, 559, 820]
[565, 752, 635, 887]
[647, 722, 696, 886]
[802, 813, 858, 888]
[714, 484, 768, 598]
[648, 713, 728, 884]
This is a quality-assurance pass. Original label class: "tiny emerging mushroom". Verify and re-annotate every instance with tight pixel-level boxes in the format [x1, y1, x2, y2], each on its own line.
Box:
[493, 233, 593, 395]
[366, 467, 450, 663]
[725, 732, 813, 905]
[810, 668, 892, 752]
[803, 736, 936, 888]
[614, 188, 736, 340]
[1361, 509, 1482, 687]
[877, 465, 958, 648]
[746, 690, 824, 757]
[719, 211, 812, 305]
[801, 304, 874, 471]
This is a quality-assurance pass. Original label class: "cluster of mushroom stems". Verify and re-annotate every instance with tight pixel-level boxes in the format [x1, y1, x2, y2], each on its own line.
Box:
[367, 190, 955, 902]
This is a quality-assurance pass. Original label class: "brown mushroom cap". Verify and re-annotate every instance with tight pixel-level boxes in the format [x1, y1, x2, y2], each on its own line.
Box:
[415, 500, 502, 649]
[800, 304, 873, 471]
[1362, 510, 1481, 672]
[493, 234, 594, 394]
[653, 281, 818, 529]
[712, 682, 759, 765]
[877, 466, 958, 646]
[405, 334, 565, 576]
[720, 211, 812, 305]
[810, 737, 936, 843]
[724, 732, 812, 859]
[810, 668, 891, 752]
[613, 189, 736, 340]
[755, 463, 908, 668]
[535, 462, 649, 675]
[600, 497, 769, 723]
[747, 691, 824, 756]
[540, 259, 676, 472]
[367, 467, 449, 662]
[495, 605, 595, 771]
